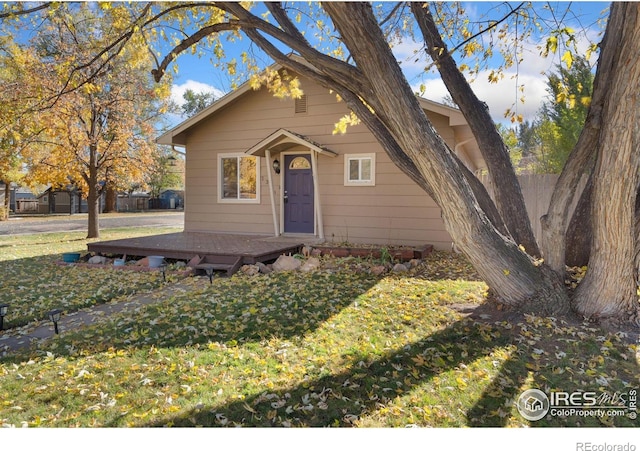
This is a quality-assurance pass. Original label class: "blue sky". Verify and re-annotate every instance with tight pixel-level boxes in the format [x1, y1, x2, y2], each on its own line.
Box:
[166, 2, 610, 127]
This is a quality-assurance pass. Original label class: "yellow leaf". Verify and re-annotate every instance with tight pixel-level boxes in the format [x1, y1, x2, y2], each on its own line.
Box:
[561, 50, 573, 70]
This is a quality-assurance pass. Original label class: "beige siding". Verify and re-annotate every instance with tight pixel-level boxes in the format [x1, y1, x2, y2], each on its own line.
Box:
[183, 77, 456, 250]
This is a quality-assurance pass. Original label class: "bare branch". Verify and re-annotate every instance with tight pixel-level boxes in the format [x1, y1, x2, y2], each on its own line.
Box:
[151, 22, 241, 82]
[447, 3, 525, 58]
[0, 2, 53, 20]
[265, 3, 308, 43]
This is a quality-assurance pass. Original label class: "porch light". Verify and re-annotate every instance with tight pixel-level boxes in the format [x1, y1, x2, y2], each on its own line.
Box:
[272, 159, 281, 174]
[48, 309, 62, 335]
[0, 304, 8, 330]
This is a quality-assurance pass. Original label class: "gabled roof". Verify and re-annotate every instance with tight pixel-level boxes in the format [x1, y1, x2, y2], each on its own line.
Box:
[245, 129, 338, 157]
[156, 65, 469, 147]
[157, 77, 257, 146]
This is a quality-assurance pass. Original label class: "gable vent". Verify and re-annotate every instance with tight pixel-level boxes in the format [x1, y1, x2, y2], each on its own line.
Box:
[295, 95, 308, 114]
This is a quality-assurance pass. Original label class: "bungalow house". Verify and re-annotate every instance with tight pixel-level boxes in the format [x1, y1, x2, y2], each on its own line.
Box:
[157, 70, 485, 251]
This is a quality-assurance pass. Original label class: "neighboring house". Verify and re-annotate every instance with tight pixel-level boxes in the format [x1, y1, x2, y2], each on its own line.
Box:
[117, 191, 150, 212]
[37, 187, 95, 214]
[0, 183, 39, 213]
[157, 189, 184, 210]
[13, 186, 38, 213]
[158, 69, 485, 250]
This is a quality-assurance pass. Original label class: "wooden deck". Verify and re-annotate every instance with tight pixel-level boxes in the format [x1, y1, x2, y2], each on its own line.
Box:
[86, 232, 306, 267]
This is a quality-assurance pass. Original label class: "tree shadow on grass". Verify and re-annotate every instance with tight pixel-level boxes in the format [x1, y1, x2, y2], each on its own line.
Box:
[130, 314, 502, 427]
[135, 304, 639, 428]
[1, 270, 383, 362]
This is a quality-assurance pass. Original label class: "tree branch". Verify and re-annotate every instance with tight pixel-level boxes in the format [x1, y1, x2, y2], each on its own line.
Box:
[151, 22, 240, 82]
[0, 2, 53, 20]
[411, 2, 540, 255]
[447, 3, 525, 59]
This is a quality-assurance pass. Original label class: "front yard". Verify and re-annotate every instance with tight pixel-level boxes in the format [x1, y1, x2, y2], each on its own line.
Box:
[0, 230, 638, 429]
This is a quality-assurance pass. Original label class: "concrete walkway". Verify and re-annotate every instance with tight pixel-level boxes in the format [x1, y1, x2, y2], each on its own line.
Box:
[0, 277, 209, 357]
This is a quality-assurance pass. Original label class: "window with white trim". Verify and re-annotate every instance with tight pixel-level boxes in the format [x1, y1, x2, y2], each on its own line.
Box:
[344, 153, 375, 186]
[218, 153, 260, 203]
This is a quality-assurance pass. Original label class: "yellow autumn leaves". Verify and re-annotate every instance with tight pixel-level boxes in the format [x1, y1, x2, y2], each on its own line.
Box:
[0, 241, 638, 428]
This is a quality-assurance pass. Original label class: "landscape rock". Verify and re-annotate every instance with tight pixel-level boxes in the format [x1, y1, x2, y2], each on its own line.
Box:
[370, 265, 387, 276]
[135, 257, 149, 266]
[299, 257, 321, 273]
[392, 263, 409, 273]
[272, 255, 302, 272]
[408, 259, 422, 268]
[88, 256, 108, 265]
[241, 264, 260, 276]
[256, 262, 272, 274]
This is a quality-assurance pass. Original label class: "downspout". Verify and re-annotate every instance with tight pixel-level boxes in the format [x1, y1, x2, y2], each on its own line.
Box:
[265, 149, 280, 236]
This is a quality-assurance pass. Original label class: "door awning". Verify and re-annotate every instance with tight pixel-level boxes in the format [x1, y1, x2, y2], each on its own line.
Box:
[245, 129, 337, 157]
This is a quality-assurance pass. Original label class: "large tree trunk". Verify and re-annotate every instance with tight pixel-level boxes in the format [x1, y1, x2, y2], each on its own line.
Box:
[323, 2, 569, 315]
[573, 2, 640, 321]
[411, 3, 540, 257]
[565, 175, 592, 267]
[1, 179, 9, 220]
[540, 0, 618, 274]
[104, 185, 117, 213]
[86, 143, 100, 239]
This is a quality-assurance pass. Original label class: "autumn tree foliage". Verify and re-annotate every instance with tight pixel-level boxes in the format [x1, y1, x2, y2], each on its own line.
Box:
[0, 39, 46, 219]
[1, 3, 171, 235]
[2, 2, 638, 324]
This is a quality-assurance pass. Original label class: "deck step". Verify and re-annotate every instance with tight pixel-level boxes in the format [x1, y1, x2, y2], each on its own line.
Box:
[194, 255, 243, 277]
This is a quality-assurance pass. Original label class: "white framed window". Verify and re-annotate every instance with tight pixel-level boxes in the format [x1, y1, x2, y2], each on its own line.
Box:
[344, 153, 375, 186]
[218, 153, 260, 203]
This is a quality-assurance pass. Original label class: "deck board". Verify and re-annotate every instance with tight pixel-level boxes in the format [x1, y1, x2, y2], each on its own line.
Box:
[86, 232, 305, 265]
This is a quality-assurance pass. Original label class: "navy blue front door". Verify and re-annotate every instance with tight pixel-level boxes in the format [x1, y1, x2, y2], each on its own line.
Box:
[284, 154, 314, 233]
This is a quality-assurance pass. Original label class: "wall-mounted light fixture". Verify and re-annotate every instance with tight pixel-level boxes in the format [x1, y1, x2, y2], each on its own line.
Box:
[272, 159, 281, 174]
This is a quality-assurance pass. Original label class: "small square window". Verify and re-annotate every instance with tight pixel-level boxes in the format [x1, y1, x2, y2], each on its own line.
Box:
[344, 153, 375, 186]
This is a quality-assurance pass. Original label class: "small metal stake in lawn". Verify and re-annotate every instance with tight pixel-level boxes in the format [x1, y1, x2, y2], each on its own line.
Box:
[0, 303, 8, 330]
[48, 309, 62, 335]
[205, 267, 214, 284]
[160, 264, 167, 283]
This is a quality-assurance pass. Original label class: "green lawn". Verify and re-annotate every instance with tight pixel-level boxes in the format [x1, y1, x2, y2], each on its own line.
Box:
[0, 227, 182, 328]
[0, 231, 638, 428]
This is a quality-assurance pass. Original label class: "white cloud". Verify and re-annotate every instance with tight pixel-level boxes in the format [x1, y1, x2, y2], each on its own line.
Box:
[415, 70, 549, 125]
[170, 80, 226, 107]
[408, 26, 601, 126]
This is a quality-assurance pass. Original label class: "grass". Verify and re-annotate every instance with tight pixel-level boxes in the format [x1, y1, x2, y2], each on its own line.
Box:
[0, 227, 182, 328]
[0, 231, 638, 428]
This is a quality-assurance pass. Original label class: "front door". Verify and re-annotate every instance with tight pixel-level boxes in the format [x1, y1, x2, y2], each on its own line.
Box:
[283, 154, 314, 234]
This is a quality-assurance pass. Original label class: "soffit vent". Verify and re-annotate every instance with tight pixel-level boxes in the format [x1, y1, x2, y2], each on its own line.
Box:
[295, 95, 308, 114]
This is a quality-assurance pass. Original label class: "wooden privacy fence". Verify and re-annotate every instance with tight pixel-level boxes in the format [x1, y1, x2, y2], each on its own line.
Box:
[478, 174, 584, 246]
